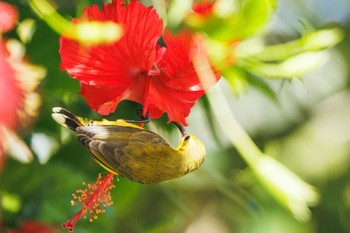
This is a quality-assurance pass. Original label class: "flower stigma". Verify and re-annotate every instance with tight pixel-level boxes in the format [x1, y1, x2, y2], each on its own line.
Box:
[62, 173, 116, 232]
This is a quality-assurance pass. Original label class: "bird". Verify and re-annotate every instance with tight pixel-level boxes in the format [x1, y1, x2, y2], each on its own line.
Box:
[51, 107, 206, 184]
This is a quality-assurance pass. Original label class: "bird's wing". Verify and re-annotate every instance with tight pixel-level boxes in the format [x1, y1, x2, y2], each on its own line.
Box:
[75, 125, 172, 183]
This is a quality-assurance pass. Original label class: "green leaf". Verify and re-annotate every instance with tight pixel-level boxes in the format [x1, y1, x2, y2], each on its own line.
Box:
[230, 0, 277, 38]
[238, 27, 344, 62]
[238, 51, 330, 79]
[223, 66, 248, 95]
[246, 74, 278, 102]
[167, 0, 193, 30]
[222, 66, 278, 102]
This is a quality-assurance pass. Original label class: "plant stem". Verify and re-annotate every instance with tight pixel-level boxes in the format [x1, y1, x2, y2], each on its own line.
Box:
[206, 87, 263, 166]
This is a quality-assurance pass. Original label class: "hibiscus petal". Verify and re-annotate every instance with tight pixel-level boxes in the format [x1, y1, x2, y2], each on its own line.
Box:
[60, 0, 163, 89]
[158, 29, 198, 91]
[80, 84, 125, 115]
[151, 30, 220, 124]
[146, 104, 164, 119]
[149, 77, 204, 125]
[81, 76, 147, 115]
[158, 29, 220, 92]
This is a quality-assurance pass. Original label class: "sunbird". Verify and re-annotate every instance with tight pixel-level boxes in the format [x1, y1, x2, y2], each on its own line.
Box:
[52, 107, 206, 184]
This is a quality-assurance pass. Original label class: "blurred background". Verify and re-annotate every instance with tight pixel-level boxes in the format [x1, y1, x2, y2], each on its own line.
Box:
[1, 0, 350, 232]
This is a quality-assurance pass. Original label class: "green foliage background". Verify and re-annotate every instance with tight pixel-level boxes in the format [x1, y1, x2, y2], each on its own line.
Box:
[1, 0, 350, 232]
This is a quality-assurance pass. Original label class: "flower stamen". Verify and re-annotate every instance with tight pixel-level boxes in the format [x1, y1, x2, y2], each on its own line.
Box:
[62, 172, 115, 232]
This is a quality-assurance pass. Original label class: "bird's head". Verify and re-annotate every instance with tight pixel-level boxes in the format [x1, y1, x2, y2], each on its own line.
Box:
[177, 134, 206, 173]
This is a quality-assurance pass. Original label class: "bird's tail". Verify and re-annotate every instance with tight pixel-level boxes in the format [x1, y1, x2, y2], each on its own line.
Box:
[52, 107, 84, 132]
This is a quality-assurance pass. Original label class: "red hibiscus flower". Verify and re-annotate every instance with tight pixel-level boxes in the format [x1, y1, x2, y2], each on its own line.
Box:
[0, 38, 46, 172]
[0, 40, 24, 171]
[0, 0, 46, 171]
[0, 41, 24, 131]
[0, 1, 18, 33]
[60, 0, 220, 125]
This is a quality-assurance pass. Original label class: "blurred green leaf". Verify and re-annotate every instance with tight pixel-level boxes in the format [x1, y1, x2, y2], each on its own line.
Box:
[245, 74, 278, 102]
[167, 0, 193, 30]
[238, 51, 330, 79]
[238, 27, 344, 62]
[223, 66, 248, 95]
[227, 0, 276, 38]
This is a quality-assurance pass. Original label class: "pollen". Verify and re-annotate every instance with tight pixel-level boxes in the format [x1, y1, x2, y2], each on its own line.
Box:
[62, 172, 116, 232]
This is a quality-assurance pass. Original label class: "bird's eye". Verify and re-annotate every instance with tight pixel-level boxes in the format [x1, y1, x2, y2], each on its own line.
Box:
[184, 135, 191, 141]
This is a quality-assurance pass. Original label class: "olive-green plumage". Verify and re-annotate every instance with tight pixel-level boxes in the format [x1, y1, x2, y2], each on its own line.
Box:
[52, 107, 206, 184]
